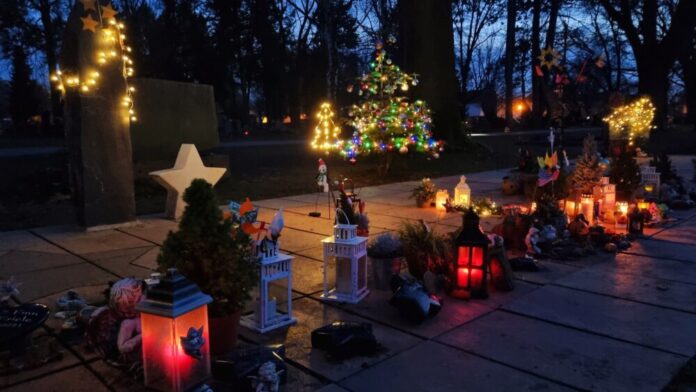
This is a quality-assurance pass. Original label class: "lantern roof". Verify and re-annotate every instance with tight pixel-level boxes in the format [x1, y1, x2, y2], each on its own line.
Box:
[456, 175, 470, 190]
[136, 268, 212, 318]
[455, 208, 489, 246]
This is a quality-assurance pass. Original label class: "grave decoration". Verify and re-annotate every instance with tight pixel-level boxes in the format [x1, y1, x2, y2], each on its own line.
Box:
[0, 281, 50, 366]
[488, 234, 516, 292]
[570, 135, 604, 197]
[603, 96, 655, 146]
[321, 207, 369, 303]
[399, 220, 449, 280]
[449, 197, 502, 217]
[609, 142, 642, 199]
[450, 209, 490, 299]
[628, 207, 644, 236]
[316, 159, 330, 193]
[241, 209, 297, 334]
[310, 102, 341, 152]
[615, 201, 629, 229]
[55, 0, 137, 227]
[137, 268, 212, 392]
[454, 176, 471, 207]
[355, 200, 370, 237]
[367, 233, 404, 290]
[435, 189, 450, 211]
[340, 38, 441, 162]
[311, 321, 378, 359]
[211, 344, 287, 391]
[86, 278, 143, 366]
[389, 275, 442, 324]
[150, 144, 227, 220]
[55, 289, 92, 330]
[159, 179, 259, 355]
[410, 178, 436, 208]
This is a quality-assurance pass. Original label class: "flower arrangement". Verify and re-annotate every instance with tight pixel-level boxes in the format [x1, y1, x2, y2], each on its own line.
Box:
[410, 178, 436, 208]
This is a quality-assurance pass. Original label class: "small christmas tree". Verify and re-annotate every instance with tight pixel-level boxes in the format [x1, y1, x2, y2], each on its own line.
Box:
[341, 39, 441, 160]
[609, 147, 641, 199]
[570, 135, 604, 194]
[158, 179, 258, 316]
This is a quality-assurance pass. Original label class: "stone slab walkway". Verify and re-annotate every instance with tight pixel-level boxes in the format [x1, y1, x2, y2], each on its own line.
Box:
[2, 161, 696, 391]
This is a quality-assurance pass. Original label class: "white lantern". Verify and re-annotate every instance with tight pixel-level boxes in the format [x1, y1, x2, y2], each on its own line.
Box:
[640, 166, 660, 196]
[580, 193, 594, 223]
[240, 240, 296, 333]
[321, 214, 369, 303]
[435, 189, 449, 211]
[453, 175, 471, 207]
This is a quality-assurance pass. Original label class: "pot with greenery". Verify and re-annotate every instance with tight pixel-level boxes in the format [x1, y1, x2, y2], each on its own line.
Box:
[398, 220, 450, 280]
[158, 179, 259, 355]
[410, 178, 436, 208]
[367, 233, 404, 290]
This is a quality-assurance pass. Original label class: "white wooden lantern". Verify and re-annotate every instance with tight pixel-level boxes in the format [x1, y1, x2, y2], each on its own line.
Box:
[240, 240, 296, 333]
[454, 175, 471, 207]
[640, 166, 660, 197]
[321, 217, 369, 303]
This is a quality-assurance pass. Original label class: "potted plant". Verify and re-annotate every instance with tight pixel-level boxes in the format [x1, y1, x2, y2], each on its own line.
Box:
[398, 220, 450, 280]
[367, 233, 404, 290]
[158, 179, 259, 355]
[409, 178, 436, 208]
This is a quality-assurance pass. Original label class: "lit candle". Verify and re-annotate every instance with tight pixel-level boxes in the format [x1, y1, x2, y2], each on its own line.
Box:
[435, 189, 449, 211]
[580, 194, 594, 223]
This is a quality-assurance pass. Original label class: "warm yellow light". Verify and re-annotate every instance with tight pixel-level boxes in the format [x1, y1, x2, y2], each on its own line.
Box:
[310, 102, 341, 151]
[603, 97, 655, 144]
[516, 103, 525, 112]
[261, 116, 268, 124]
[400, 83, 409, 91]
[81, 85, 89, 92]
[644, 184, 654, 193]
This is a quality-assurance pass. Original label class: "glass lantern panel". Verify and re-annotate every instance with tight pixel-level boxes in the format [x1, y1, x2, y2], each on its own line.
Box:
[335, 256, 353, 296]
[141, 313, 176, 392]
[357, 255, 367, 291]
[471, 246, 484, 267]
[457, 246, 471, 267]
[173, 306, 211, 392]
[266, 276, 290, 322]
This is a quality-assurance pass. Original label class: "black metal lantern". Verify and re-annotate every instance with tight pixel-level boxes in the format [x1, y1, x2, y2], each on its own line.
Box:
[628, 207, 644, 236]
[451, 208, 490, 299]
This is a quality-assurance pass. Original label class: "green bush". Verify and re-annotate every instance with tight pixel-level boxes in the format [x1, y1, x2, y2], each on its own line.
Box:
[158, 179, 258, 317]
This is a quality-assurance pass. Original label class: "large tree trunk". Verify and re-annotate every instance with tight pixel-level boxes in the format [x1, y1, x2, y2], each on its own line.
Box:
[635, 50, 670, 130]
[680, 55, 696, 130]
[530, 0, 542, 126]
[399, 0, 461, 142]
[37, 0, 61, 133]
[504, 0, 516, 129]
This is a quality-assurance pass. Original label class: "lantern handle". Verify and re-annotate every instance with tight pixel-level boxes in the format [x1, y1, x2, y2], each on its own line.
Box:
[335, 208, 351, 225]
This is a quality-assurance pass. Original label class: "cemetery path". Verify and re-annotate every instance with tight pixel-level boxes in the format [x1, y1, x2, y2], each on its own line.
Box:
[1, 159, 695, 391]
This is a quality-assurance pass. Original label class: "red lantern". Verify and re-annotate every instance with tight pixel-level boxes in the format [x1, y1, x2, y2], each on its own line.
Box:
[137, 269, 213, 392]
[451, 209, 490, 299]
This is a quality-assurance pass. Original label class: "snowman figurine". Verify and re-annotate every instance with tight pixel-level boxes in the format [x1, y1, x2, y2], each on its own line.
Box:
[317, 159, 329, 193]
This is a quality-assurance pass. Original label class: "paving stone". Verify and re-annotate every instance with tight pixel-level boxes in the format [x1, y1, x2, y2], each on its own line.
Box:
[290, 245, 325, 262]
[554, 265, 696, 313]
[609, 253, 696, 285]
[32, 225, 151, 255]
[258, 207, 334, 236]
[367, 192, 414, 206]
[255, 197, 312, 210]
[0, 230, 66, 254]
[330, 288, 493, 339]
[14, 263, 116, 302]
[278, 228, 327, 253]
[117, 217, 177, 245]
[3, 365, 109, 391]
[83, 246, 157, 279]
[0, 333, 82, 388]
[371, 207, 444, 223]
[281, 193, 327, 204]
[130, 247, 160, 270]
[88, 360, 146, 392]
[513, 261, 581, 285]
[239, 297, 422, 382]
[651, 219, 696, 245]
[288, 256, 324, 295]
[340, 340, 572, 391]
[503, 285, 696, 356]
[316, 383, 350, 392]
[437, 311, 686, 391]
[624, 239, 696, 263]
[0, 250, 83, 275]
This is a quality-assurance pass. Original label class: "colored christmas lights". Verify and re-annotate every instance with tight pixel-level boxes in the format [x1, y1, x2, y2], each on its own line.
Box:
[340, 40, 441, 160]
[603, 97, 655, 146]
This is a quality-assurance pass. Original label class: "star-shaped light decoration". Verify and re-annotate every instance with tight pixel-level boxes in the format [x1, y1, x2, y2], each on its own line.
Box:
[80, 0, 97, 12]
[81, 14, 99, 32]
[101, 4, 118, 21]
[149, 144, 227, 220]
[538, 47, 560, 70]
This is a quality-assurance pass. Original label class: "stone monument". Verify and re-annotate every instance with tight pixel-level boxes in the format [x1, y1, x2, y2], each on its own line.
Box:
[59, 0, 135, 227]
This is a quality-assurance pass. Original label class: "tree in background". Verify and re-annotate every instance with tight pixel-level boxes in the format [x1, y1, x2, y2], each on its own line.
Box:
[9, 45, 40, 134]
[504, 0, 516, 129]
[570, 135, 604, 194]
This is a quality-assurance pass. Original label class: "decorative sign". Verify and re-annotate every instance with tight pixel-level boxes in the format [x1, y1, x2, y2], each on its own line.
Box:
[0, 304, 50, 345]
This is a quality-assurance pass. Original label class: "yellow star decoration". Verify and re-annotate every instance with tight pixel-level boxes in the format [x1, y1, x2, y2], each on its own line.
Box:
[538, 47, 560, 69]
[100, 4, 118, 21]
[80, 0, 97, 12]
[81, 15, 99, 32]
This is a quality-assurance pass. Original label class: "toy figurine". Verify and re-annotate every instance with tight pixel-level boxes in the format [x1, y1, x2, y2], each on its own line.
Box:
[317, 159, 329, 193]
[180, 326, 205, 359]
[250, 361, 284, 392]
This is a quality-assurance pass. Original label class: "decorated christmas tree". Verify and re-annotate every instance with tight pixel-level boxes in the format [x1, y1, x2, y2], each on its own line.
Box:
[609, 147, 641, 199]
[340, 38, 441, 161]
[570, 135, 604, 194]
